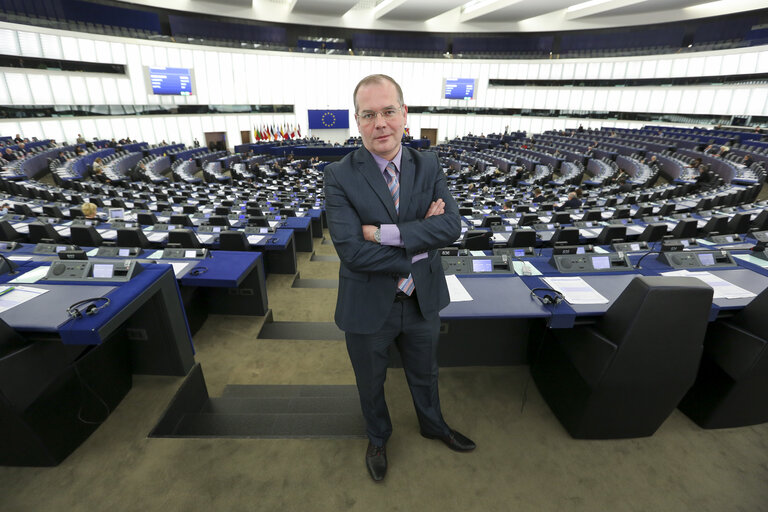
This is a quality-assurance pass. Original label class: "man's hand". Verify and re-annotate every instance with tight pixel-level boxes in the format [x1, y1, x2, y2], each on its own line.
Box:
[425, 199, 445, 218]
[362, 224, 378, 242]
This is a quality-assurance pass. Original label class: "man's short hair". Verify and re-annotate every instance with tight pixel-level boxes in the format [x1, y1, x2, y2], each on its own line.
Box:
[533, 187, 541, 195]
[353, 74, 404, 113]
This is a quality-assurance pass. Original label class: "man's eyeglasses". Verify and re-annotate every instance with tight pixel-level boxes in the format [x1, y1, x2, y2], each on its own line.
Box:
[357, 107, 402, 124]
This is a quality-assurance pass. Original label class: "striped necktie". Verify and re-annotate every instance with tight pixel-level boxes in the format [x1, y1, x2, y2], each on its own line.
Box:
[385, 162, 415, 296]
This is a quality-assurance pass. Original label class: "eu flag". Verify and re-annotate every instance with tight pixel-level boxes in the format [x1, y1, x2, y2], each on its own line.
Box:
[308, 109, 350, 129]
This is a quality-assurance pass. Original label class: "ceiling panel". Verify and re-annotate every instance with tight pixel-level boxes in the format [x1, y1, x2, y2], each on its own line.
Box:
[583, 0, 708, 18]
[378, 0, 466, 21]
[292, 0, 359, 16]
[468, 0, 573, 22]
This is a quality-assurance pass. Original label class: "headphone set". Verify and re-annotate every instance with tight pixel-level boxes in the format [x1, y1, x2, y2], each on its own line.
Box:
[189, 266, 208, 276]
[67, 297, 111, 319]
[529, 288, 565, 306]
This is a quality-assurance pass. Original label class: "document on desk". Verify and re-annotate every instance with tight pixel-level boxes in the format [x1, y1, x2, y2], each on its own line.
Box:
[492, 233, 507, 243]
[542, 276, 609, 304]
[8, 266, 49, 284]
[268, 221, 279, 228]
[196, 233, 214, 244]
[512, 261, 541, 276]
[12, 223, 29, 233]
[147, 232, 168, 242]
[578, 228, 602, 238]
[661, 270, 756, 299]
[146, 250, 164, 259]
[247, 234, 265, 245]
[734, 254, 768, 268]
[0, 285, 48, 313]
[445, 275, 473, 302]
[99, 229, 118, 239]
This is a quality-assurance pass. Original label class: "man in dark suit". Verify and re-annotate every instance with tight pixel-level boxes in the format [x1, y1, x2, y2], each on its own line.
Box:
[325, 74, 475, 482]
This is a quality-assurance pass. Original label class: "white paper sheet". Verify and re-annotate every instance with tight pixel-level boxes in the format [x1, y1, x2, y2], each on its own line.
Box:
[661, 270, 756, 299]
[147, 232, 168, 242]
[445, 275, 473, 302]
[542, 276, 609, 304]
[8, 266, 49, 284]
[247, 235, 266, 245]
[0, 285, 48, 312]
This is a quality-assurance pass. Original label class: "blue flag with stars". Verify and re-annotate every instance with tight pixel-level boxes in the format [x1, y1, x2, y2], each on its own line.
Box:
[308, 109, 350, 129]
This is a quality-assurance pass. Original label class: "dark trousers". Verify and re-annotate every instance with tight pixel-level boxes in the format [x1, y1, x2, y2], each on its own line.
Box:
[345, 297, 449, 447]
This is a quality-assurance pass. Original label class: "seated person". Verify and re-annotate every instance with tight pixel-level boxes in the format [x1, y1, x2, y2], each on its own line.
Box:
[695, 165, 718, 191]
[81, 202, 103, 223]
[557, 192, 582, 211]
[531, 187, 544, 204]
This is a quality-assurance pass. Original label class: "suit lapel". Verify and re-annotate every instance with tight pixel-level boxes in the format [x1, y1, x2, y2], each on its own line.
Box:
[355, 148, 398, 222]
[398, 147, 415, 220]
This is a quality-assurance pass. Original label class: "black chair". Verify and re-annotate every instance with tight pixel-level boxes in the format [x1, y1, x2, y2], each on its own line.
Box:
[170, 214, 194, 227]
[116, 228, 151, 249]
[0, 220, 26, 242]
[42, 205, 65, 219]
[551, 212, 571, 224]
[207, 215, 229, 227]
[480, 215, 502, 228]
[549, 227, 579, 246]
[638, 223, 668, 242]
[699, 215, 728, 236]
[611, 207, 631, 219]
[70, 226, 103, 247]
[581, 209, 602, 222]
[461, 230, 492, 250]
[519, 213, 539, 227]
[595, 225, 627, 245]
[679, 287, 768, 428]
[670, 219, 698, 239]
[750, 210, 768, 231]
[214, 206, 230, 216]
[110, 198, 127, 209]
[279, 208, 296, 217]
[657, 204, 675, 216]
[530, 276, 713, 439]
[726, 213, 751, 235]
[507, 229, 536, 248]
[137, 213, 158, 226]
[183, 205, 197, 214]
[14, 204, 34, 216]
[28, 223, 66, 244]
[219, 230, 250, 251]
[69, 207, 84, 219]
[168, 229, 201, 248]
[246, 207, 264, 217]
[633, 205, 653, 219]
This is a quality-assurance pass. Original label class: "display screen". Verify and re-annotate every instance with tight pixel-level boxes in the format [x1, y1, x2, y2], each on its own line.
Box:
[93, 263, 114, 278]
[514, 249, 525, 257]
[148, 67, 193, 95]
[55, 246, 66, 253]
[118, 248, 130, 257]
[724, 236, 733, 243]
[699, 253, 715, 266]
[444, 78, 476, 100]
[592, 256, 610, 270]
[184, 250, 197, 258]
[576, 246, 585, 254]
[472, 259, 493, 272]
[212, 226, 221, 233]
[109, 208, 124, 219]
[681, 240, 690, 247]
[630, 243, 640, 251]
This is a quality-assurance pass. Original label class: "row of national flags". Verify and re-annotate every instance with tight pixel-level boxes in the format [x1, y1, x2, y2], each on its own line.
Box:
[253, 124, 301, 141]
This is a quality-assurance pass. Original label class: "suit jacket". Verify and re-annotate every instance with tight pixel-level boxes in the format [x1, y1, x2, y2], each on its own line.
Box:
[324, 146, 461, 334]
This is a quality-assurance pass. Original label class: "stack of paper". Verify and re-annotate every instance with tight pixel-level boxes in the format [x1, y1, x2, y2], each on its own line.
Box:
[542, 276, 609, 304]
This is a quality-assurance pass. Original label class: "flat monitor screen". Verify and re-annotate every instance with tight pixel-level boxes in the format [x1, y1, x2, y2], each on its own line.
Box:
[93, 263, 114, 278]
[212, 226, 221, 233]
[472, 259, 493, 273]
[576, 246, 586, 255]
[55, 246, 66, 253]
[592, 256, 610, 270]
[148, 67, 193, 95]
[699, 253, 715, 266]
[184, 250, 197, 258]
[118, 248, 130, 257]
[681, 239, 690, 247]
[513, 249, 525, 257]
[630, 243, 641, 251]
[444, 78, 476, 100]
[109, 208, 124, 219]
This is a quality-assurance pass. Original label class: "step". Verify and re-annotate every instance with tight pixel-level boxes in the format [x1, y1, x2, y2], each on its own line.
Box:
[174, 412, 365, 438]
[310, 253, 340, 262]
[258, 321, 344, 340]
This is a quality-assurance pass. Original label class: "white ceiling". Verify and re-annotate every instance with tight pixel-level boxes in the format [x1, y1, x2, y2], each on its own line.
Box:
[120, 0, 768, 33]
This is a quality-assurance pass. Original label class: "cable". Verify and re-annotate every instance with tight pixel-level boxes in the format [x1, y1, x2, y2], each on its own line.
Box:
[633, 241, 661, 269]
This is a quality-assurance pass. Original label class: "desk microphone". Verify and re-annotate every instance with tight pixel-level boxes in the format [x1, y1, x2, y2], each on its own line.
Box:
[0, 252, 19, 275]
[633, 241, 661, 269]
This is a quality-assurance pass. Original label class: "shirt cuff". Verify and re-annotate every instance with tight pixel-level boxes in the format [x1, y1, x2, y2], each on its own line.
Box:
[379, 224, 403, 247]
[411, 252, 427, 263]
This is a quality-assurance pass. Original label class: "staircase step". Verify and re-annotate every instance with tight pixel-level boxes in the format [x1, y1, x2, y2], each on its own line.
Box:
[258, 321, 344, 340]
[174, 412, 365, 438]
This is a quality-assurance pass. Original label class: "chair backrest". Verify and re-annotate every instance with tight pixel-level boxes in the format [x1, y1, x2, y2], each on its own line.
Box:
[633, 206, 653, 219]
[214, 206, 230, 216]
[598, 275, 713, 384]
[507, 229, 536, 248]
[731, 286, 768, 341]
[170, 214, 194, 227]
[595, 225, 627, 245]
[551, 212, 571, 224]
[70, 226, 103, 247]
[550, 227, 579, 246]
[726, 213, 751, 235]
[701, 215, 728, 235]
[28, 223, 63, 244]
[750, 210, 768, 231]
[116, 228, 150, 248]
[219, 231, 250, 251]
[208, 215, 229, 226]
[657, 204, 675, 216]
[137, 213, 158, 226]
[461, 230, 492, 250]
[671, 219, 698, 238]
[168, 229, 201, 248]
[638, 223, 667, 242]
[0, 220, 22, 241]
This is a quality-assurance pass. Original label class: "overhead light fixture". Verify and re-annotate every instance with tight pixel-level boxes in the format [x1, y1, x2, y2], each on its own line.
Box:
[374, 0, 399, 14]
[462, 0, 499, 14]
[565, 0, 616, 14]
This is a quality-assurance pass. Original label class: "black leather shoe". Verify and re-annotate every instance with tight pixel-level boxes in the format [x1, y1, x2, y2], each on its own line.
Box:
[421, 429, 476, 452]
[365, 442, 387, 482]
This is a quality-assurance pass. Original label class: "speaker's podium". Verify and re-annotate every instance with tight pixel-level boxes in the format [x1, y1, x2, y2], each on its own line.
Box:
[0, 261, 194, 466]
